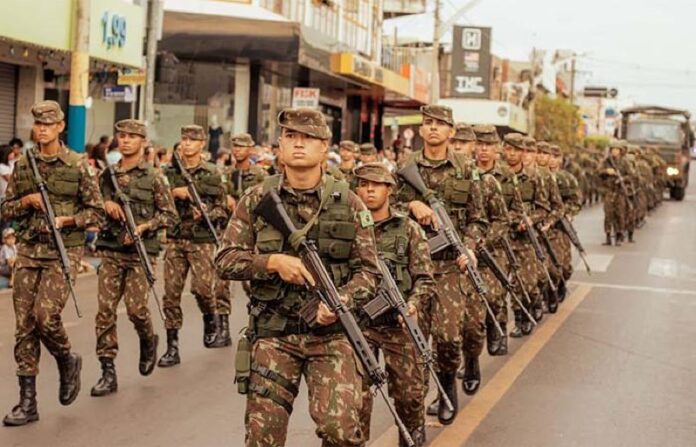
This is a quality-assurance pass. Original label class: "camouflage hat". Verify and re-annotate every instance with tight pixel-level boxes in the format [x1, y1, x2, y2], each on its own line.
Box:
[609, 139, 627, 150]
[181, 125, 207, 141]
[114, 119, 147, 138]
[452, 123, 476, 142]
[472, 124, 500, 144]
[420, 105, 455, 126]
[537, 141, 553, 154]
[339, 140, 358, 153]
[627, 144, 641, 155]
[550, 144, 562, 156]
[523, 136, 537, 151]
[278, 108, 331, 140]
[231, 133, 255, 147]
[353, 162, 396, 185]
[359, 143, 377, 156]
[31, 100, 64, 124]
[503, 132, 526, 150]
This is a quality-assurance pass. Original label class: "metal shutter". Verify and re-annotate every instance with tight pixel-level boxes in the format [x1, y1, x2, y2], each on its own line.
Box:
[0, 63, 17, 144]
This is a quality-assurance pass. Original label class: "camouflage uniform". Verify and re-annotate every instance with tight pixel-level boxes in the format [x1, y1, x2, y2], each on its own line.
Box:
[353, 163, 435, 444]
[535, 143, 565, 289]
[162, 125, 228, 351]
[598, 141, 631, 243]
[2, 101, 105, 425]
[551, 147, 583, 282]
[215, 109, 380, 447]
[337, 140, 358, 187]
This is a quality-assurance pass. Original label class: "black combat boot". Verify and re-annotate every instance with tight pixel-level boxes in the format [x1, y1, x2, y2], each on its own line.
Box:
[456, 362, 466, 379]
[426, 395, 440, 416]
[216, 314, 232, 347]
[400, 425, 426, 447]
[496, 323, 508, 355]
[437, 372, 457, 425]
[139, 334, 159, 376]
[602, 233, 612, 246]
[158, 329, 180, 368]
[546, 286, 559, 314]
[91, 358, 117, 397]
[510, 311, 525, 338]
[3, 376, 39, 426]
[56, 353, 81, 406]
[615, 233, 623, 247]
[462, 356, 481, 396]
[557, 279, 567, 303]
[628, 231, 635, 243]
[533, 300, 544, 322]
[486, 319, 502, 356]
[203, 314, 224, 348]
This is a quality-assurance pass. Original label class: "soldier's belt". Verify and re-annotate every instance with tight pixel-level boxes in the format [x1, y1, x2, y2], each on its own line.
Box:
[254, 319, 343, 338]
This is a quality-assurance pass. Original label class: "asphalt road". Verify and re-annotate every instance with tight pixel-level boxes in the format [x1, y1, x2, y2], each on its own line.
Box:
[1, 173, 695, 447]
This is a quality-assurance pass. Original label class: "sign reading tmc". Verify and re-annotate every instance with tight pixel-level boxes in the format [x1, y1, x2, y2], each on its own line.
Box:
[450, 26, 492, 99]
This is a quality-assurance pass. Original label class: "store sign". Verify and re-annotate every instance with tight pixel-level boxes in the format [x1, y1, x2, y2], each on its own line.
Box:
[331, 53, 409, 96]
[118, 69, 146, 85]
[89, 0, 145, 68]
[103, 86, 135, 102]
[450, 26, 492, 99]
[292, 88, 320, 109]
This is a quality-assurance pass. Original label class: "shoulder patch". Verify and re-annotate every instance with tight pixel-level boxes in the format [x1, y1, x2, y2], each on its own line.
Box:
[87, 165, 97, 177]
[472, 168, 480, 181]
[359, 210, 374, 228]
[161, 174, 170, 187]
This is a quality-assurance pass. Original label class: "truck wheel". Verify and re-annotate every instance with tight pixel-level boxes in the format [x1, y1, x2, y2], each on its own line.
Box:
[670, 187, 686, 201]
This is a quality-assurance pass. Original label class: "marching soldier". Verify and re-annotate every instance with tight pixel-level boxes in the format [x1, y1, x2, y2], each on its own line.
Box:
[337, 140, 358, 185]
[215, 108, 380, 446]
[159, 125, 228, 368]
[359, 143, 379, 165]
[91, 119, 178, 396]
[2, 101, 105, 426]
[395, 105, 488, 425]
[598, 140, 630, 246]
[354, 162, 435, 447]
[449, 123, 476, 157]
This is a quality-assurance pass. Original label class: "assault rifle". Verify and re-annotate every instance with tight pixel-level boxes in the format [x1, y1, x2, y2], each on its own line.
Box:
[398, 163, 503, 337]
[254, 189, 415, 447]
[362, 257, 454, 413]
[518, 208, 558, 296]
[171, 151, 219, 245]
[105, 161, 165, 320]
[26, 149, 81, 317]
[557, 216, 591, 275]
[607, 157, 634, 212]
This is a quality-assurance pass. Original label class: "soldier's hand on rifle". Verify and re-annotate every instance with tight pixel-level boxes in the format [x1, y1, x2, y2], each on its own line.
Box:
[172, 187, 192, 201]
[517, 221, 526, 232]
[54, 216, 75, 230]
[408, 200, 438, 229]
[540, 223, 551, 232]
[21, 193, 44, 212]
[456, 248, 477, 272]
[226, 196, 237, 213]
[267, 254, 316, 286]
[606, 168, 616, 176]
[398, 303, 418, 328]
[316, 302, 338, 326]
[124, 223, 151, 245]
[105, 200, 126, 221]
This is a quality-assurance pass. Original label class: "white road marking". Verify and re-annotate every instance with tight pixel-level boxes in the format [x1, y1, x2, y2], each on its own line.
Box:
[574, 253, 614, 273]
[648, 257, 696, 280]
[570, 280, 696, 297]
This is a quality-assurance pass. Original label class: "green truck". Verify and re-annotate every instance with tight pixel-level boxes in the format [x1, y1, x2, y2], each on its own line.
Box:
[619, 106, 693, 201]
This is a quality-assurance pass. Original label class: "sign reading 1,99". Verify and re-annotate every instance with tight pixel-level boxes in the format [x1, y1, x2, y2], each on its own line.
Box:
[101, 11, 127, 50]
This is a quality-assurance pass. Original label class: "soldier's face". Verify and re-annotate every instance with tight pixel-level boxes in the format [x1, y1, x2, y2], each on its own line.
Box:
[233, 145, 250, 162]
[180, 136, 206, 157]
[549, 155, 562, 169]
[32, 121, 64, 146]
[278, 129, 327, 169]
[116, 132, 144, 156]
[420, 118, 454, 146]
[504, 145, 523, 166]
[360, 153, 378, 163]
[356, 179, 392, 211]
[475, 142, 497, 164]
[610, 147, 621, 158]
[522, 150, 537, 165]
[451, 140, 474, 157]
[536, 152, 549, 166]
[339, 147, 354, 162]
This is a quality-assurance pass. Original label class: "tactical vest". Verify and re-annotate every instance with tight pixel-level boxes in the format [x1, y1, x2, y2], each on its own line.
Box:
[487, 168, 516, 210]
[97, 165, 161, 255]
[376, 214, 413, 295]
[230, 167, 264, 199]
[517, 172, 537, 206]
[556, 171, 574, 200]
[251, 175, 357, 336]
[166, 162, 222, 242]
[14, 152, 85, 248]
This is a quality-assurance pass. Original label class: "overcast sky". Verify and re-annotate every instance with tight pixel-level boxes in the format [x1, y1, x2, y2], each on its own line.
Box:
[437, 0, 696, 115]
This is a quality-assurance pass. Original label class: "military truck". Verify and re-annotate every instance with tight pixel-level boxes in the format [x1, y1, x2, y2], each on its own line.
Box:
[619, 106, 693, 201]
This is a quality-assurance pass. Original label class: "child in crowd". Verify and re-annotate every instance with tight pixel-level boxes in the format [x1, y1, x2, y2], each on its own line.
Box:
[0, 227, 17, 287]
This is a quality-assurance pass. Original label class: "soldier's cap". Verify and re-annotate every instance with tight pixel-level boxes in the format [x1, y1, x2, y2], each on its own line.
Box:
[278, 108, 332, 140]
[452, 123, 476, 142]
[353, 162, 396, 185]
[359, 143, 377, 156]
[339, 140, 358, 152]
[114, 119, 147, 138]
[420, 105, 455, 126]
[537, 141, 553, 154]
[550, 144, 562, 156]
[609, 138, 627, 150]
[31, 100, 64, 124]
[231, 133, 255, 147]
[503, 132, 527, 150]
[627, 144, 641, 154]
[523, 136, 537, 151]
[473, 124, 500, 144]
[181, 125, 207, 141]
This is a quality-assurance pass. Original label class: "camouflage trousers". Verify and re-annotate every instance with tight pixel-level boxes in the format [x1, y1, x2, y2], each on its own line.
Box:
[95, 251, 155, 359]
[543, 229, 563, 284]
[431, 264, 484, 372]
[360, 324, 426, 439]
[479, 248, 509, 326]
[246, 333, 364, 447]
[214, 278, 232, 315]
[603, 191, 627, 235]
[549, 230, 573, 282]
[509, 239, 543, 312]
[163, 240, 217, 330]
[13, 248, 81, 376]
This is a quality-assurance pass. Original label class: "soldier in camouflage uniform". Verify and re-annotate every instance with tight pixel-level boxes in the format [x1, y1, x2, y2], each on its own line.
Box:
[159, 125, 229, 368]
[2, 101, 105, 426]
[449, 123, 476, 158]
[394, 105, 488, 425]
[337, 140, 358, 185]
[91, 119, 178, 396]
[354, 162, 435, 447]
[598, 140, 631, 246]
[359, 143, 379, 165]
[215, 108, 380, 447]
[632, 146, 656, 213]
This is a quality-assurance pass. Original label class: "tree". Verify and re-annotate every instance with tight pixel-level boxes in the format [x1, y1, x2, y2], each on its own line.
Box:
[534, 94, 581, 150]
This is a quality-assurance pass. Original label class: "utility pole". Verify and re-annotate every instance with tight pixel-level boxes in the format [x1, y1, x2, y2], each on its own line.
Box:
[143, 0, 163, 129]
[570, 57, 576, 105]
[431, 0, 441, 103]
[67, 0, 90, 152]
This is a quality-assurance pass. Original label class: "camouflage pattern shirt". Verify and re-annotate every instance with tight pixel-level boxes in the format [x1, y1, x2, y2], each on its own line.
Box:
[477, 162, 513, 245]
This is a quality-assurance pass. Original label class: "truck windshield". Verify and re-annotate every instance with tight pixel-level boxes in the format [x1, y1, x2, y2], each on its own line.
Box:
[626, 121, 683, 145]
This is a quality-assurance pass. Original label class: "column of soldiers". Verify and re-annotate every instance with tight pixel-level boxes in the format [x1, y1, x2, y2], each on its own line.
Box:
[2, 100, 591, 447]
